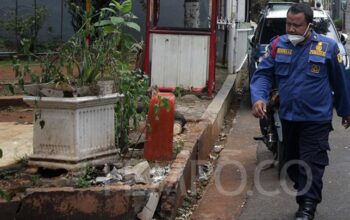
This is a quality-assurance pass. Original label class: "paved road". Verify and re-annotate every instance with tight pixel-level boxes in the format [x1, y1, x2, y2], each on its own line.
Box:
[238, 106, 350, 219]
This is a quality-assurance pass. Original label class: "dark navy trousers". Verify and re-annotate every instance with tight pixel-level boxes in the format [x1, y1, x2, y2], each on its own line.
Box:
[281, 120, 332, 204]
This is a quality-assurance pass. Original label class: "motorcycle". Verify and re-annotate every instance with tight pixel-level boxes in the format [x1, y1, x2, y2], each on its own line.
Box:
[254, 89, 284, 173]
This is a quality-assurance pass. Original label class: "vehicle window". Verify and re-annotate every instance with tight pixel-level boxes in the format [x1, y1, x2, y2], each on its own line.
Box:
[313, 18, 339, 41]
[259, 17, 339, 44]
[260, 18, 286, 44]
[254, 17, 264, 44]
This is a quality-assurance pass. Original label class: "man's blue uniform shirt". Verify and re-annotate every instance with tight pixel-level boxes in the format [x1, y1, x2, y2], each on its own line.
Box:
[250, 31, 350, 121]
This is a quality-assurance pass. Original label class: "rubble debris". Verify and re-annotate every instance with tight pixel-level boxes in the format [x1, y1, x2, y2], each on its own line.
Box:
[137, 192, 160, 220]
[113, 162, 124, 169]
[198, 162, 213, 185]
[179, 94, 200, 103]
[219, 132, 227, 141]
[124, 161, 151, 184]
[150, 165, 170, 184]
[173, 121, 183, 135]
[40, 88, 64, 97]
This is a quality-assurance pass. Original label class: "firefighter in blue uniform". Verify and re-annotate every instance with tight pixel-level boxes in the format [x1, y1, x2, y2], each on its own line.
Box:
[250, 3, 350, 220]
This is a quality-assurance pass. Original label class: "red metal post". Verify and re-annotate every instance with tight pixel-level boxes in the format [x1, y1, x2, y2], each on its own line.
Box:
[144, 93, 175, 161]
[143, 0, 151, 75]
[208, 0, 218, 97]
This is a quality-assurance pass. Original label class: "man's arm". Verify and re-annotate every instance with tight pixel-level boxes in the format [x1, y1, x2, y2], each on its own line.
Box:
[328, 44, 350, 128]
[250, 44, 275, 118]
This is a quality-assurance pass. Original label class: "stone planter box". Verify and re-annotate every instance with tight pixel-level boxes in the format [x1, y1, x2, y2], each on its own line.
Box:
[23, 93, 123, 170]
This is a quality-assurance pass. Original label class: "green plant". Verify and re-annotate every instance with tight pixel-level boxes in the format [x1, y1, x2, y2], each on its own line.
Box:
[14, 0, 141, 90]
[115, 69, 149, 153]
[94, 0, 148, 152]
[174, 87, 186, 98]
[0, 85, 15, 96]
[153, 96, 171, 120]
[334, 18, 343, 31]
[173, 137, 184, 157]
[0, 5, 47, 52]
[0, 189, 11, 202]
[66, 0, 110, 32]
[75, 166, 95, 188]
[13, 0, 149, 152]
[30, 175, 40, 186]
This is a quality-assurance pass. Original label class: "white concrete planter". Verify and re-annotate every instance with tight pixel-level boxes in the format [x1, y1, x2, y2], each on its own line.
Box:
[23, 93, 123, 170]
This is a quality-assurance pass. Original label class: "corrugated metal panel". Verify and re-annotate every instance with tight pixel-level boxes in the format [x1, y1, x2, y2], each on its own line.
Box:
[151, 34, 209, 90]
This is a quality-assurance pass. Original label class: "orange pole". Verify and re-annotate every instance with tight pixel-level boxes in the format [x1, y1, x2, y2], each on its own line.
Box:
[85, 0, 91, 46]
[86, 0, 91, 12]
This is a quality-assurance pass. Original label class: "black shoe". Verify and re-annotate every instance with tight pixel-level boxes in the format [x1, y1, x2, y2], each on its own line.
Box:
[295, 198, 317, 220]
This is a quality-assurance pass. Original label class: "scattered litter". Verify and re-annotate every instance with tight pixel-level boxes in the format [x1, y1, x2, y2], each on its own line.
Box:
[150, 165, 170, 183]
[213, 145, 224, 153]
[95, 175, 121, 184]
[102, 163, 110, 175]
[209, 153, 219, 160]
[198, 162, 213, 185]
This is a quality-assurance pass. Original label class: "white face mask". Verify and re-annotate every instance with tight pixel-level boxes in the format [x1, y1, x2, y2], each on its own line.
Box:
[287, 23, 311, 46]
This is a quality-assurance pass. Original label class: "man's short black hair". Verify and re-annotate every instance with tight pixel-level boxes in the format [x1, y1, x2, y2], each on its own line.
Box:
[287, 3, 314, 24]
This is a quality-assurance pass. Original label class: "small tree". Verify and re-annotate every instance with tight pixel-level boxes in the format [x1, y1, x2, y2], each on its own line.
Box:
[0, 4, 47, 52]
[334, 18, 343, 31]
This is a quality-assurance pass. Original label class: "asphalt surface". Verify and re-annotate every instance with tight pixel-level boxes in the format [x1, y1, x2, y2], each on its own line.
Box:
[237, 99, 350, 219]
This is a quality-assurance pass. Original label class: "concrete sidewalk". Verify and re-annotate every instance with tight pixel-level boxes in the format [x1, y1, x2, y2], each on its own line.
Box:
[0, 122, 33, 167]
[192, 95, 259, 220]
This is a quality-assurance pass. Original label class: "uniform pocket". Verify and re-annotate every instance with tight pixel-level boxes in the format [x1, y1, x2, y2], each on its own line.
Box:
[275, 54, 292, 77]
[314, 141, 330, 166]
[307, 55, 326, 78]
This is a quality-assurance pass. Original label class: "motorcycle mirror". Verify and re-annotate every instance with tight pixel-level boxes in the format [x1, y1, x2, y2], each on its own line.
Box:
[341, 33, 348, 45]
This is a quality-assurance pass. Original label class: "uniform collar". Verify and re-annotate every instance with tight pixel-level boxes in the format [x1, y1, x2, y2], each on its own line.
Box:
[310, 31, 320, 42]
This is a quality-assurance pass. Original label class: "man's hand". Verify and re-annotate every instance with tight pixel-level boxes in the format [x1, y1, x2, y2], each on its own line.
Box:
[252, 100, 267, 119]
[342, 116, 350, 129]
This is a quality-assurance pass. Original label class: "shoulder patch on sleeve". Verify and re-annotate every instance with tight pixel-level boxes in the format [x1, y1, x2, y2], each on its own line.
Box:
[337, 49, 343, 63]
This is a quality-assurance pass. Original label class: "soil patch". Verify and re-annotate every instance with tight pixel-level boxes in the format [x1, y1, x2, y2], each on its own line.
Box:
[0, 106, 33, 123]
